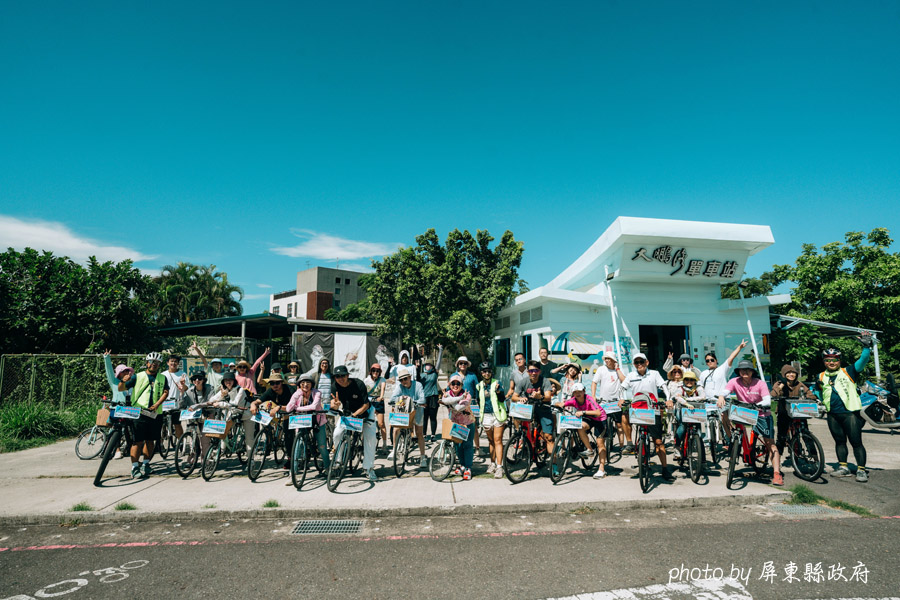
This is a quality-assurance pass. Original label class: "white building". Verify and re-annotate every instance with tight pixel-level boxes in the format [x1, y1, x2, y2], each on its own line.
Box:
[269, 267, 368, 319]
[493, 217, 790, 377]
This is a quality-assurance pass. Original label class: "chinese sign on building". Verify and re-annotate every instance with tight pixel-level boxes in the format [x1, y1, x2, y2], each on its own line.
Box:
[632, 246, 739, 278]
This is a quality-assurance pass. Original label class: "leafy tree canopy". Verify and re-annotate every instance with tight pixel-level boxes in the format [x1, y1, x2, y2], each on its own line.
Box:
[153, 262, 243, 325]
[366, 228, 524, 360]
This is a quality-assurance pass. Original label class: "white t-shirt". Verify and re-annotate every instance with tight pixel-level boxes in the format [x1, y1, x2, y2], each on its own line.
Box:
[700, 365, 731, 399]
[622, 369, 668, 400]
[592, 367, 623, 400]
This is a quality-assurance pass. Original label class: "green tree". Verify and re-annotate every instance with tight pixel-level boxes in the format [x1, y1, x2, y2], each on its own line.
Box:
[367, 229, 524, 360]
[763, 228, 900, 375]
[0, 248, 157, 354]
[153, 262, 243, 325]
[323, 274, 376, 323]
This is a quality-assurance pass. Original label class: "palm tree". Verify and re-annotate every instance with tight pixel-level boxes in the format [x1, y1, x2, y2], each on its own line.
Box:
[154, 263, 243, 325]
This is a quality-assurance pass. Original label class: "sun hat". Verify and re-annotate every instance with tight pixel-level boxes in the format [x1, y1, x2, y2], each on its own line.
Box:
[602, 351, 617, 362]
[667, 365, 684, 380]
[114, 364, 134, 379]
[682, 371, 698, 381]
[632, 353, 648, 362]
[456, 356, 469, 366]
[267, 373, 285, 383]
[449, 374, 463, 384]
[222, 371, 236, 381]
[299, 373, 314, 383]
[396, 366, 411, 379]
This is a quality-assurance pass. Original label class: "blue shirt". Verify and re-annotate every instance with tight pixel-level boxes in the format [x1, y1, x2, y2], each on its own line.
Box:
[454, 371, 479, 403]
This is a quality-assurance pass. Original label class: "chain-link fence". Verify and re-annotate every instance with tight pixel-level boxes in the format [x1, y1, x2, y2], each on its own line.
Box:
[0, 354, 150, 408]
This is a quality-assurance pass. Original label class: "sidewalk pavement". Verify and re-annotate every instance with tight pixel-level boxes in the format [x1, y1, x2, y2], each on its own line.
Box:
[1, 418, 896, 525]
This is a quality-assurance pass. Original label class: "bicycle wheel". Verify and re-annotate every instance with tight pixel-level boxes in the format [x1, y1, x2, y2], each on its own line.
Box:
[429, 439, 456, 482]
[350, 434, 363, 474]
[503, 430, 533, 484]
[708, 419, 718, 466]
[76, 427, 107, 460]
[272, 425, 285, 465]
[688, 431, 704, 483]
[726, 433, 741, 489]
[789, 430, 825, 482]
[158, 418, 172, 460]
[638, 433, 651, 494]
[751, 432, 769, 476]
[604, 422, 615, 464]
[394, 429, 410, 478]
[93, 428, 121, 486]
[550, 432, 571, 484]
[327, 437, 350, 492]
[174, 430, 199, 478]
[201, 439, 221, 481]
[290, 435, 309, 490]
[580, 432, 599, 470]
[231, 424, 246, 465]
[325, 418, 335, 452]
[247, 430, 269, 481]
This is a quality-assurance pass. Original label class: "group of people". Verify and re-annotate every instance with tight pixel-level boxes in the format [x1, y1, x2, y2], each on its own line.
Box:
[100, 331, 875, 486]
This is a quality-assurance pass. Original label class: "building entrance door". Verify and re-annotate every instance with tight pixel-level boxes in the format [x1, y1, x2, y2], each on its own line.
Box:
[638, 325, 690, 377]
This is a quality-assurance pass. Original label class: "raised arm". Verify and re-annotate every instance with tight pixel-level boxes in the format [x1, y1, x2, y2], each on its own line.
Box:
[191, 341, 209, 370]
[250, 347, 271, 375]
[725, 339, 748, 368]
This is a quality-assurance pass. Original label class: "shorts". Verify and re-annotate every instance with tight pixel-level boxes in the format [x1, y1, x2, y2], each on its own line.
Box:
[481, 413, 505, 429]
[753, 414, 774, 439]
[414, 405, 425, 427]
[536, 406, 555, 436]
[371, 400, 385, 414]
[633, 413, 663, 441]
[133, 413, 162, 442]
[587, 420, 605, 437]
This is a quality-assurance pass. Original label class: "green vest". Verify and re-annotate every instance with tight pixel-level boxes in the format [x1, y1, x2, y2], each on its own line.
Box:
[477, 380, 507, 423]
[818, 368, 861, 412]
[134, 371, 167, 413]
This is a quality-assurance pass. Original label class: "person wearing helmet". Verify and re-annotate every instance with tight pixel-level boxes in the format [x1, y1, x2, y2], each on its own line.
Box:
[476, 362, 507, 478]
[815, 332, 873, 482]
[119, 352, 170, 479]
[717, 359, 782, 485]
[364, 363, 388, 454]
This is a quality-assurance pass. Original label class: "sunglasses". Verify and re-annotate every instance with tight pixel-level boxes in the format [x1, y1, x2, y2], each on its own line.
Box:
[633, 360, 646, 365]
[527, 369, 540, 373]
[706, 358, 716, 363]
[371, 368, 382, 372]
[270, 381, 282, 386]
[450, 382, 462, 386]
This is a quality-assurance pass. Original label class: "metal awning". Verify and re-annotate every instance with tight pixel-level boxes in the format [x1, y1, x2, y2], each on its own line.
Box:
[771, 314, 883, 379]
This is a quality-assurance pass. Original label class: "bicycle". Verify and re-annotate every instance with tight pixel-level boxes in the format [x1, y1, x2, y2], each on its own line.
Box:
[289, 410, 329, 490]
[92, 404, 141, 486]
[674, 400, 707, 484]
[327, 411, 376, 492]
[724, 400, 769, 489]
[502, 400, 551, 483]
[778, 397, 825, 482]
[174, 406, 207, 478]
[247, 408, 289, 482]
[706, 401, 727, 467]
[629, 393, 664, 494]
[549, 405, 599, 484]
[77, 399, 129, 460]
[598, 400, 622, 464]
[388, 397, 417, 478]
[156, 400, 180, 460]
[200, 405, 247, 481]
[428, 422, 468, 482]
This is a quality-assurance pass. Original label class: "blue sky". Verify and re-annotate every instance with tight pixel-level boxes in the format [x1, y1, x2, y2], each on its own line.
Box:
[2, 1, 898, 313]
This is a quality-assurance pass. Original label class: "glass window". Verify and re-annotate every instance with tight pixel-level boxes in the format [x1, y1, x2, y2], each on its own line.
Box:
[335, 277, 341, 284]
[287, 304, 293, 317]
[333, 299, 341, 309]
[272, 306, 280, 315]
[345, 278, 350, 285]
[495, 339, 511, 367]
[334, 287, 341, 294]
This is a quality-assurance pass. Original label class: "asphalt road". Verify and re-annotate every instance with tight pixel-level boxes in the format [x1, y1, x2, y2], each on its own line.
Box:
[1, 506, 897, 600]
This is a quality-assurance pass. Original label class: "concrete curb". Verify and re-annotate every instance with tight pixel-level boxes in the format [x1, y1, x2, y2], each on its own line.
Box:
[0, 491, 791, 526]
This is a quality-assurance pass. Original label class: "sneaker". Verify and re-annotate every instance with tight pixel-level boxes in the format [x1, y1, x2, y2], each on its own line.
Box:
[830, 466, 852, 478]
[623, 444, 635, 455]
[772, 471, 784, 486]
[494, 467, 504, 479]
[114, 450, 123, 460]
[130, 465, 141, 480]
[552, 465, 560, 478]
[856, 469, 869, 483]
[387, 450, 395, 460]
[282, 462, 290, 470]
[462, 468, 472, 481]
[593, 469, 606, 479]
[141, 462, 151, 478]
[453, 466, 461, 476]
[486, 463, 496, 474]
[578, 449, 595, 459]
[367, 468, 377, 482]
[419, 456, 428, 469]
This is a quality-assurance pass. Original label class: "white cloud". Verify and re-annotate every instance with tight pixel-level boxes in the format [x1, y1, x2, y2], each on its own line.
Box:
[271, 230, 401, 260]
[337, 263, 375, 273]
[139, 267, 162, 278]
[0, 214, 156, 263]
[243, 293, 268, 300]
[256, 283, 273, 288]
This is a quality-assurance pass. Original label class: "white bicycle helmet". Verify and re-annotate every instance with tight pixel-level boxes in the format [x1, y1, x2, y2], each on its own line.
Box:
[145, 351, 163, 364]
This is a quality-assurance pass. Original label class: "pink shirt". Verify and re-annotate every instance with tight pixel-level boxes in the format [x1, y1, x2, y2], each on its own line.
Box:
[285, 388, 326, 426]
[235, 348, 270, 395]
[724, 377, 771, 415]
[563, 395, 606, 422]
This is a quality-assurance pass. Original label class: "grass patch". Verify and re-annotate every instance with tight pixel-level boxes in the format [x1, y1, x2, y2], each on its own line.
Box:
[787, 484, 877, 518]
[70, 502, 94, 512]
[573, 506, 597, 515]
[114, 502, 137, 511]
[202, 504, 216, 509]
[0, 402, 96, 453]
[262, 499, 280, 508]
[59, 518, 82, 527]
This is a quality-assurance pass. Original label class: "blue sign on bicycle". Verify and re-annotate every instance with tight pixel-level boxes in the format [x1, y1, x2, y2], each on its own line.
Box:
[289, 415, 313, 429]
[510, 402, 534, 420]
[681, 407, 706, 423]
[629, 408, 656, 425]
[728, 405, 759, 426]
[180, 409, 202, 421]
[600, 401, 620, 414]
[449, 423, 470, 441]
[202, 419, 227, 434]
[387, 412, 410, 427]
[161, 400, 178, 412]
[471, 405, 481, 418]
[557, 414, 584, 432]
[251, 411, 273, 426]
[113, 405, 140, 420]
[705, 403, 719, 414]
[342, 416, 363, 432]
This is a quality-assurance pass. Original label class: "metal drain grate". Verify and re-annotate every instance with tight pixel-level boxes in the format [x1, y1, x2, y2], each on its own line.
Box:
[767, 504, 846, 516]
[290, 520, 363, 535]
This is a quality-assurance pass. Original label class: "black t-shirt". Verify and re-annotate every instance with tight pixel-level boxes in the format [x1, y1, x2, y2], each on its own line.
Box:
[259, 385, 294, 407]
[540, 360, 560, 382]
[333, 378, 369, 415]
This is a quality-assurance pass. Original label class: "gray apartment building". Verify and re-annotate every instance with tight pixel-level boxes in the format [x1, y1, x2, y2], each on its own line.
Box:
[269, 267, 367, 320]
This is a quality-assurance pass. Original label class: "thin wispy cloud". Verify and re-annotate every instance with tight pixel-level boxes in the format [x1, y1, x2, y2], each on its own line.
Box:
[256, 283, 273, 288]
[243, 293, 268, 300]
[272, 230, 401, 260]
[337, 263, 375, 273]
[0, 215, 156, 264]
